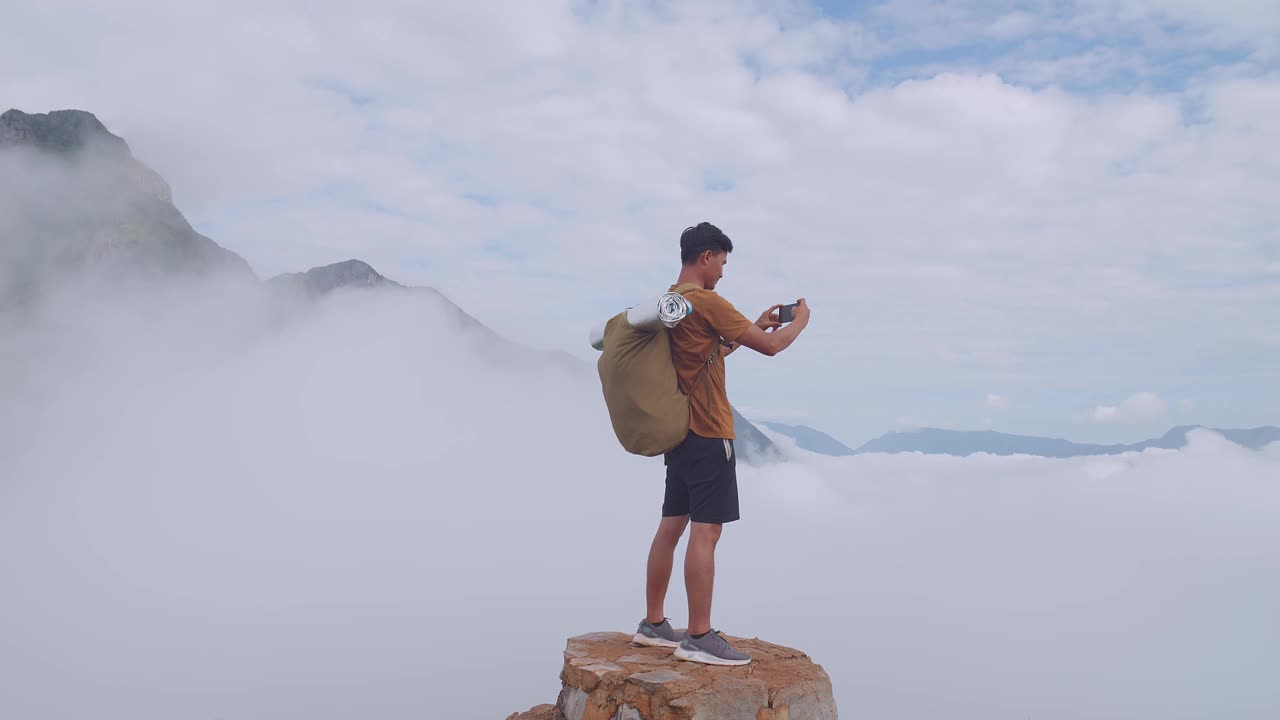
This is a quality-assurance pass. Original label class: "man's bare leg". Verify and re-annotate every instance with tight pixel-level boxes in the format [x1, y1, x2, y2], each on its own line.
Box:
[685, 521, 723, 635]
[646, 515, 689, 624]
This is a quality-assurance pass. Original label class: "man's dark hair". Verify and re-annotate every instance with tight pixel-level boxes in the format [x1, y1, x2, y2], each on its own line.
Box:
[680, 222, 734, 265]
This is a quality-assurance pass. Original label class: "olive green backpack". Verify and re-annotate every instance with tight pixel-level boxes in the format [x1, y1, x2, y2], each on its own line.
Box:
[596, 283, 718, 456]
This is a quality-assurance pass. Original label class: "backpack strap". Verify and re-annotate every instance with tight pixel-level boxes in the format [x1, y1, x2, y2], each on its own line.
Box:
[679, 338, 718, 395]
[669, 283, 719, 403]
[695, 340, 719, 406]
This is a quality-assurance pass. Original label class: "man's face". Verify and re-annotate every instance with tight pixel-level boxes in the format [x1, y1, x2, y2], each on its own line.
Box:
[704, 251, 728, 289]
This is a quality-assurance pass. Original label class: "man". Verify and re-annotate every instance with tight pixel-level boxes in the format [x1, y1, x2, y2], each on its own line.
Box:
[631, 222, 811, 665]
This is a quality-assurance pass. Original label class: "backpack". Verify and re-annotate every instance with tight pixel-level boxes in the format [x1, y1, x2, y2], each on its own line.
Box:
[596, 283, 719, 456]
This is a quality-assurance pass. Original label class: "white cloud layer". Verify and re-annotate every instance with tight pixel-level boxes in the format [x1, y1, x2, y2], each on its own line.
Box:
[2, 283, 1278, 720]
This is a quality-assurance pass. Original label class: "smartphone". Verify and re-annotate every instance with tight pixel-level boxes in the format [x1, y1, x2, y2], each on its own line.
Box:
[778, 301, 800, 323]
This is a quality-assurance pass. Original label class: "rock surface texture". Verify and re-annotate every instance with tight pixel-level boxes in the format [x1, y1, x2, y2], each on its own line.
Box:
[508, 631, 837, 720]
[507, 704, 565, 720]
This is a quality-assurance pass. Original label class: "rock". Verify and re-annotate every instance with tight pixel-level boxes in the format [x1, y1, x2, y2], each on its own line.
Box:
[507, 704, 564, 720]
[509, 631, 837, 720]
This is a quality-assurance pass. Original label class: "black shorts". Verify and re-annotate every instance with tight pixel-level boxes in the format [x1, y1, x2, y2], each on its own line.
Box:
[662, 432, 739, 524]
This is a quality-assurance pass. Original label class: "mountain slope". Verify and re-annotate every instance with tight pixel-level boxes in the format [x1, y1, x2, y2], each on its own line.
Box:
[733, 408, 779, 463]
[268, 258, 543, 351]
[759, 421, 856, 456]
[1125, 425, 1280, 452]
[1, 109, 254, 307]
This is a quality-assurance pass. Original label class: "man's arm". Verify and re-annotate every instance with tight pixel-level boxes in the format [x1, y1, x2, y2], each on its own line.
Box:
[724, 303, 785, 358]
[734, 298, 810, 357]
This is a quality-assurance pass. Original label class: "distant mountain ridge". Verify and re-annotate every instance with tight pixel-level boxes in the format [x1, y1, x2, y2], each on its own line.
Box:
[856, 425, 1280, 456]
[761, 423, 1280, 458]
[759, 421, 856, 456]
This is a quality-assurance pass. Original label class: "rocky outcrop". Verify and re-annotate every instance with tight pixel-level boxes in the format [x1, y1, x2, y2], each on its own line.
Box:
[508, 631, 837, 720]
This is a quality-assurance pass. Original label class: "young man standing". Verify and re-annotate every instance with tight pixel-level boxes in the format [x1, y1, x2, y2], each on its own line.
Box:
[631, 222, 812, 665]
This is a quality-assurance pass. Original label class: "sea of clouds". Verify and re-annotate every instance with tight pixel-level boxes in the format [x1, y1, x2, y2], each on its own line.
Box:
[2, 283, 1277, 720]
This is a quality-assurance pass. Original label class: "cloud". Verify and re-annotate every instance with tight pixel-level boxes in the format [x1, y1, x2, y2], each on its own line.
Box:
[1092, 390, 1168, 422]
[2, 281, 1278, 720]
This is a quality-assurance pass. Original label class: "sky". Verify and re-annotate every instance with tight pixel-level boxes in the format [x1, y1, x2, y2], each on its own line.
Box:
[2, 0, 1277, 446]
[1, 280, 1277, 720]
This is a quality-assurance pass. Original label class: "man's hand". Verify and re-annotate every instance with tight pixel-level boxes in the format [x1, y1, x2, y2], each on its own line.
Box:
[735, 297, 810, 357]
[756, 304, 784, 332]
[792, 298, 811, 324]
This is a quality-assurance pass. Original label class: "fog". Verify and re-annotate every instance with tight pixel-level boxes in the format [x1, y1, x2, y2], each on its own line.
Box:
[2, 282, 1278, 720]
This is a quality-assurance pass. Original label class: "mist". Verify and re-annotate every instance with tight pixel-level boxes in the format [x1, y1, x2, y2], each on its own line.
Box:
[1, 276, 1277, 720]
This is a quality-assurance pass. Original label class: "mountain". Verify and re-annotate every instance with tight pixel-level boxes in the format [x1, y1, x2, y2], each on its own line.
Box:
[857, 428, 1100, 457]
[855, 425, 1280, 457]
[269, 258, 402, 297]
[266, 258, 551, 356]
[1134, 425, 1280, 451]
[1, 109, 254, 307]
[733, 408, 780, 463]
[759, 419, 1279, 458]
[759, 421, 856, 456]
[2, 107, 779, 463]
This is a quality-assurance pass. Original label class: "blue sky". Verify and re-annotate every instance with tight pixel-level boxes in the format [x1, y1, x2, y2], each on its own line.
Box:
[2, 0, 1277, 446]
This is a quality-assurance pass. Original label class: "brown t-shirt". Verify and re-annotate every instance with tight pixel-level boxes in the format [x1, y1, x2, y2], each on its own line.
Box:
[669, 285, 754, 439]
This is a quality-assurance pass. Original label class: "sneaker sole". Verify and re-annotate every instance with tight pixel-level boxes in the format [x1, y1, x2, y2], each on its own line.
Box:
[673, 645, 752, 666]
[631, 633, 680, 648]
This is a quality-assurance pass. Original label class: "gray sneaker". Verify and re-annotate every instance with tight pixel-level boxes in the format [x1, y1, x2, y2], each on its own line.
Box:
[632, 618, 681, 648]
[674, 629, 752, 666]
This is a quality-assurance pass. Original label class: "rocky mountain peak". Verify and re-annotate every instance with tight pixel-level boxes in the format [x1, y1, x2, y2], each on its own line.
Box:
[268, 259, 402, 298]
[2, 107, 172, 204]
[1, 107, 253, 307]
[0, 109, 129, 155]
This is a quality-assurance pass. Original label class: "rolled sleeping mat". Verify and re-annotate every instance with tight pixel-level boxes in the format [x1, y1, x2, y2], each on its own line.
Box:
[590, 291, 694, 350]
